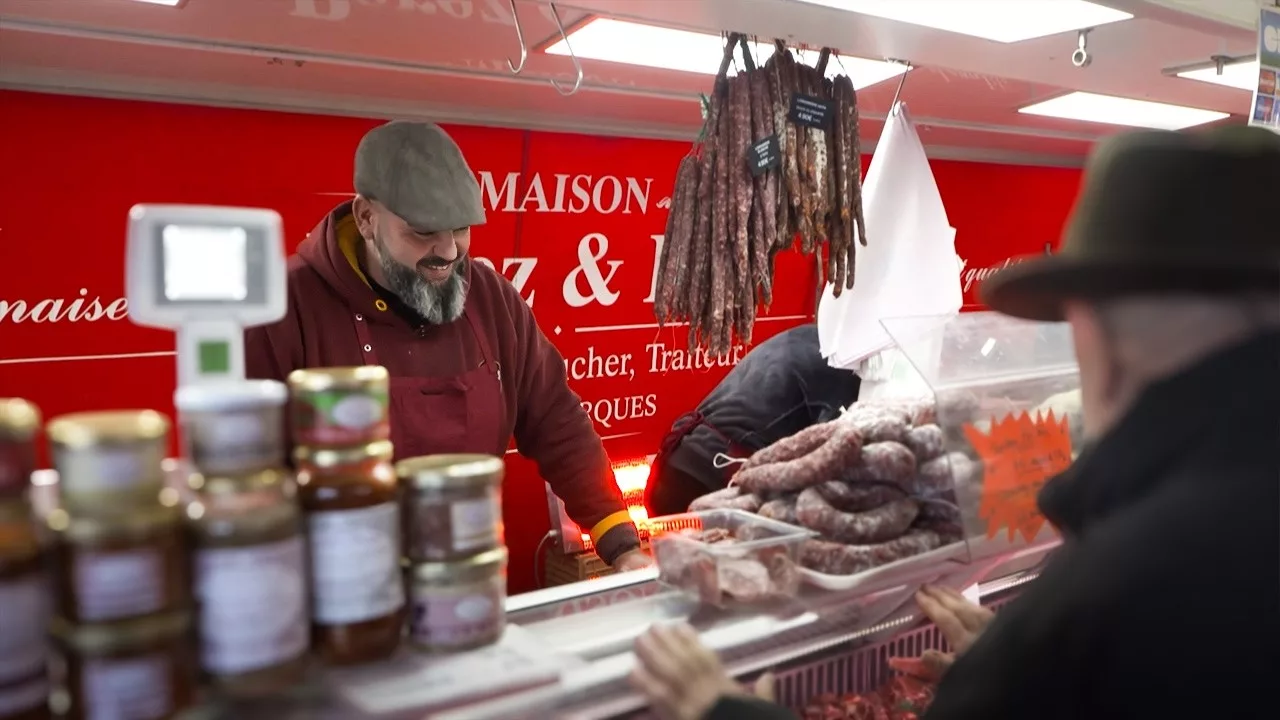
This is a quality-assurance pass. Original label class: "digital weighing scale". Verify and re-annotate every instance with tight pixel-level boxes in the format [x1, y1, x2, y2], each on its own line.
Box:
[126, 204, 288, 386]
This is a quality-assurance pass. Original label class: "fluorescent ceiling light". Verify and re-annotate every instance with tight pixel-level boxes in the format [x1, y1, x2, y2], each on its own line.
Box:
[128, 0, 183, 6]
[797, 0, 1132, 43]
[1176, 58, 1259, 92]
[545, 18, 909, 90]
[1019, 92, 1230, 130]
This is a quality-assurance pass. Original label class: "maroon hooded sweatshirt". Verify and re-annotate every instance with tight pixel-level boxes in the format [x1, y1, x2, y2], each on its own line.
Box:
[244, 203, 640, 563]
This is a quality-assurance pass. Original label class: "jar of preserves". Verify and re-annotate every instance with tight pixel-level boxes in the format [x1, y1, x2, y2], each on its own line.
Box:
[0, 502, 49, 720]
[45, 498, 190, 624]
[45, 411, 169, 516]
[406, 548, 507, 653]
[176, 381, 288, 477]
[295, 441, 403, 665]
[50, 612, 196, 720]
[187, 467, 309, 696]
[287, 367, 389, 447]
[0, 399, 39, 500]
[396, 454, 504, 562]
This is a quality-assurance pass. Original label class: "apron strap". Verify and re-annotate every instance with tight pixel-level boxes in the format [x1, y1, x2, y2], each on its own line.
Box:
[461, 307, 499, 381]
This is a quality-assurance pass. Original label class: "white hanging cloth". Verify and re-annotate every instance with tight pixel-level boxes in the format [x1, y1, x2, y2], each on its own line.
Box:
[817, 102, 963, 369]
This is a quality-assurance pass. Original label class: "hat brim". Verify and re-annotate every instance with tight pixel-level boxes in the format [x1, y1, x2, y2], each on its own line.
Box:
[982, 255, 1280, 322]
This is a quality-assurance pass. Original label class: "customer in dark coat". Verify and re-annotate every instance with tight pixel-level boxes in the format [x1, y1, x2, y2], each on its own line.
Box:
[645, 324, 860, 517]
[628, 126, 1280, 720]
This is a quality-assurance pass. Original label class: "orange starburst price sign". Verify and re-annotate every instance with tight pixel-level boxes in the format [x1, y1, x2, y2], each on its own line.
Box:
[963, 410, 1074, 543]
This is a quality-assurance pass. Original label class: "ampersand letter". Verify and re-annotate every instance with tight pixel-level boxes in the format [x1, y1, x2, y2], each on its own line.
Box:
[562, 233, 622, 307]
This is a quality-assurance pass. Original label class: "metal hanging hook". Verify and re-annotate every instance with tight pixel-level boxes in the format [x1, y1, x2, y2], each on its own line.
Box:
[1072, 28, 1092, 68]
[888, 59, 912, 116]
[505, 0, 527, 74]
[548, 3, 583, 96]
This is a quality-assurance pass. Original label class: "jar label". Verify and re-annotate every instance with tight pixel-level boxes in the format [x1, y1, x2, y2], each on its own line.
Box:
[450, 494, 499, 552]
[0, 673, 48, 716]
[82, 654, 172, 720]
[58, 447, 151, 492]
[196, 535, 309, 675]
[187, 411, 279, 471]
[0, 572, 48, 683]
[75, 548, 165, 621]
[410, 584, 504, 649]
[308, 502, 404, 624]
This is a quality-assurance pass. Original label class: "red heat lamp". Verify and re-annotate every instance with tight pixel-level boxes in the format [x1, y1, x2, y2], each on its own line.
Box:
[544, 455, 704, 555]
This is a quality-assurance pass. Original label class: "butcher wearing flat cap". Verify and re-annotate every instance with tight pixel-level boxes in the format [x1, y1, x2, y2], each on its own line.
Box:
[246, 120, 651, 572]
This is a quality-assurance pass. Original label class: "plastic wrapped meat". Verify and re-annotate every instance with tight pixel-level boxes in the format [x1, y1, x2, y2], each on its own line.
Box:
[717, 558, 773, 602]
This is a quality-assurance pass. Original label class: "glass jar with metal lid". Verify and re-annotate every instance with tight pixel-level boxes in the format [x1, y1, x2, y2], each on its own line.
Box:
[0, 500, 50, 720]
[287, 367, 390, 447]
[186, 467, 309, 697]
[396, 454, 504, 562]
[49, 611, 195, 720]
[176, 380, 288, 477]
[295, 441, 403, 666]
[405, 547, 508, 653]
[0, 398, 40, 500]
[45, 495, 189, 624]
[45, 411, 169, 516]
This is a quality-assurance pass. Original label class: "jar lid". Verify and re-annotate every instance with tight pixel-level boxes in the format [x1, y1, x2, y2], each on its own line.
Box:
[50, 611, 191, 654]
[396, 454, 504, 491]
[0, 399, 40, 440]
[175, 380, 287, 413]
[288, 366, 389, 393]
[294, 440, 394, 468]
[407, 547, 508, 584]
[46, 410, 169, 448]
[189, 466, 292, 496]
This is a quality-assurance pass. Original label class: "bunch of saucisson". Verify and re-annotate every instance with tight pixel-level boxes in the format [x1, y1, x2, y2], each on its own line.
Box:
[654, 33, 868, 358]
[689, 399, 981, 577]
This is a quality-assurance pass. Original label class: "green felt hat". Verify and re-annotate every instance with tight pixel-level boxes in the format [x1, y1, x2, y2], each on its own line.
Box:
[982, 125, 1280, 321]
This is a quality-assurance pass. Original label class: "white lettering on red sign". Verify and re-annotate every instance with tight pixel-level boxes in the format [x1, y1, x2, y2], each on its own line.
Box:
[0, 288, 129, 324]
[478, 172, 654, 216]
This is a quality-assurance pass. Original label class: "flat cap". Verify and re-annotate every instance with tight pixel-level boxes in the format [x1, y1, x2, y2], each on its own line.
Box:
[353, 121, 487, 233]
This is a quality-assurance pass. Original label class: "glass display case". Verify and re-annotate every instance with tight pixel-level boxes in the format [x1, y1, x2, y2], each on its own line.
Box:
[873, 311, 1081, 563]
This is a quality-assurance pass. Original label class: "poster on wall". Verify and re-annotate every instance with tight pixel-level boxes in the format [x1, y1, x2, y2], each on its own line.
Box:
[1250, 6, 1280, 132]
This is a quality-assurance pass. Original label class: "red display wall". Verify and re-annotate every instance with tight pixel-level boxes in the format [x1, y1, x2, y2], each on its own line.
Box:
[0, 90, 1083, 592]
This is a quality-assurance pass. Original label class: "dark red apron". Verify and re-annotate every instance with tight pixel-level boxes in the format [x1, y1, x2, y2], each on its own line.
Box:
[350, 307, 505, 459]
[645, 411, 750, 512]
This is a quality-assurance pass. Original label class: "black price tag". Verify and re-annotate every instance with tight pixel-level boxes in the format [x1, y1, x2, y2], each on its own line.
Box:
[746, 134, 781, 176]
[789, 94, 833, 130]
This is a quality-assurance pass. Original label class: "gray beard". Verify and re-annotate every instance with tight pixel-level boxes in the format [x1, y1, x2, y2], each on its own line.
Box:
[374, 235, 467, 325]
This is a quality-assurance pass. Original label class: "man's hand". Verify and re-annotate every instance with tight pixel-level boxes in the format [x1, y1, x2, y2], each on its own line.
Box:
[630, 623, 743, 720]
[915, 584, 994, 655]
[613, 548, 656, 572]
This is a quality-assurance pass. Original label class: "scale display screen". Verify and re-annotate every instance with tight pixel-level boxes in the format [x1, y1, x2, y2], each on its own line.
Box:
[162, 225, 249, 302]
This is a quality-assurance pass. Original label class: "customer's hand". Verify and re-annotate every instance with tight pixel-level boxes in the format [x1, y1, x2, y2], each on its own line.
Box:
[630, 623, 743, 720]
[915, 584, 994, 655]
[888, 650, 954, 682]
[613, 548, 655, 572]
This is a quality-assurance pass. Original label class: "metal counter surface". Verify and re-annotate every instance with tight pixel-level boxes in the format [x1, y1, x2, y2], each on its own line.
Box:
[188, 543, 1056, 720]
